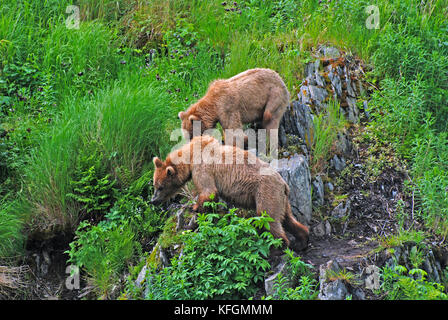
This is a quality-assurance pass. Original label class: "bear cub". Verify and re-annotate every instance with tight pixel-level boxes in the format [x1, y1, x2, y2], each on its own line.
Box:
[151, 136, 309, 251]
[178, 68, 290, 147]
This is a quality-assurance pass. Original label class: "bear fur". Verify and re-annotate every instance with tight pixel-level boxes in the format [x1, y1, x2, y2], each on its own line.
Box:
[151, 135, 309, 251]
[178, 68, 290, 147]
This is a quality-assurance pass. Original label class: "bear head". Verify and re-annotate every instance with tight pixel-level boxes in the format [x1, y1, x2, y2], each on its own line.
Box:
[151, 156, 183, 205]
[178, 111, 202, 141]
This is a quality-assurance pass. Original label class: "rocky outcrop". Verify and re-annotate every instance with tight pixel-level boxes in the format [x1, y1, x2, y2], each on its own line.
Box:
[275, 154, 312, 225]
[313, 242, 448, 300]
[277, 45, 367, 223]
[318, 260, 351, 300]
[279, 101, 314, 155]
[279, 47, 366, 156]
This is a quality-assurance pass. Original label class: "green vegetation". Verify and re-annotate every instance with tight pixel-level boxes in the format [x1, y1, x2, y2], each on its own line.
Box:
[139, 206, 282, 300]
[381, 265, 448, 300]
[1, 0, 447, 300]
[311, 99, 347, 173]
[263, 248, 318, 300]
[66, 172, 168, 298]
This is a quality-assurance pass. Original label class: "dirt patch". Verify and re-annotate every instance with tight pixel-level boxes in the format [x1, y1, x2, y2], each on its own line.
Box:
[302, 236, 378, 271]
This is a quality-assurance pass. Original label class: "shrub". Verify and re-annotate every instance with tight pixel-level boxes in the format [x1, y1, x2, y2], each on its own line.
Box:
[144, 206, 282, 300]
[67, 219, 137, 299]
[0, 60, 56, 113]
[66, 165, 116, 220]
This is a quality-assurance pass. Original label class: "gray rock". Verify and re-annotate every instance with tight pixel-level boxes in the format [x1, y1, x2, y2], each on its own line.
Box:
[313, 222, 326, 237]
[298, 85, 312, 105]
[264, 259, 288, 296]
[364, 265, 381, 291]
[315, 71, 326, 88]
[305, 75, 317, 86]
[314, 220, 331, 237]
[275, 154, 312, 224]
[149, 243, 170, 268]
[327, 65, 343, 98]
[331, 200, 351, 219]
[325, 220, 332, 235]
[319, 279, 349, 300]
[363, 100, 371, 121]
[345, 96, 360, 123]
[312, 175, 325, 207]
[135, 265, 148, 289]
[326, 182, 334, 192]
[304, 59, 321, 77]
[279, 101, 314, 152]
[175, 209, 185, 232]
[352, 287, 366, 300]
[343, 65, 357, 98]
[318, 260, 349, 300]
[332, 154, 346, 171]
[308, 85, 328, 107]
[318, 45, 341, 59]
[379, 242, 447, 285]
[336, 132, 352, 157]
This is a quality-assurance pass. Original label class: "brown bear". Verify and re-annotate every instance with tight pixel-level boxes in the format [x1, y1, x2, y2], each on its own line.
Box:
[178, 68, 290, 147]
[150, 135, 309, 251]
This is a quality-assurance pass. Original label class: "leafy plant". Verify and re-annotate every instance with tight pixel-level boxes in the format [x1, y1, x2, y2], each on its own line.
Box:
[264, 248, 318, 300]
[144, 206, 282, 299]
[67, 166, 116, 219]
[66, 174, 167, 299]
[381, 265, 448, 300]
[65, 140, 116, 219]
[66, 219, 138, 299]
[0, 61, 55, 112]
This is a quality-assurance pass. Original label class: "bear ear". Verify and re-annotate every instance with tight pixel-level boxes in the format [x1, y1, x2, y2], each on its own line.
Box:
[153, 157, 163, 168]
[166, 166, 175, 176]
[178, 111, 185, 119]
[188, 114, 199, 123]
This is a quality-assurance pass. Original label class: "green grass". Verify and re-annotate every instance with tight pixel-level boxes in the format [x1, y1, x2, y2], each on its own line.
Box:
[310, 99, 347, 174]
[0, 199, 27, 258]
[41, 21, 123, 99]
[21, 70, 174, 237]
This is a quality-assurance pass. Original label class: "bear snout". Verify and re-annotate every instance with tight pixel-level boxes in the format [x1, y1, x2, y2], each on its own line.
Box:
[150, 190, 163, 205]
